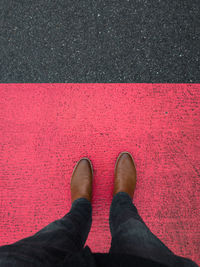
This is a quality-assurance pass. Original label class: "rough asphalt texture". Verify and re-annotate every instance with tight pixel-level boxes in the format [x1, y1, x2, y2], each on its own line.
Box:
[0, 0, 199, 83]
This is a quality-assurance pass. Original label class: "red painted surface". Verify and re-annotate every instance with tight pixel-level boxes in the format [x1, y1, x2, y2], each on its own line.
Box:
[0, 84, 200, 265]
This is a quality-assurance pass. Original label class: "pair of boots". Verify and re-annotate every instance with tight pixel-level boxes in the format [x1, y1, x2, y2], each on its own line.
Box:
[71, 151, 136, 203]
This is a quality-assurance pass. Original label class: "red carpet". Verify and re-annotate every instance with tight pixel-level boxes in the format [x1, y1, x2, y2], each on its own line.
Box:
[0, 84, 199, 265]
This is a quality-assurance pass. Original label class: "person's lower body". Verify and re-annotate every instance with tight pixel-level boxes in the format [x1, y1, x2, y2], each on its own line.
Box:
[0, 192, 198, 266]
[0, 197, 92, 266]
[109, 192, 198, 267]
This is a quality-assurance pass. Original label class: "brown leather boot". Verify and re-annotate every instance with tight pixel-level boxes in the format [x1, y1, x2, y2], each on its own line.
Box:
[71, 158, 93, 203]
[113, 152, 137, 199]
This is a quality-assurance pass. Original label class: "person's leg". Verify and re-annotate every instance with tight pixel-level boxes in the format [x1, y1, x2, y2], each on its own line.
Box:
[109, 192, 178, 266]
[0, 197, 92, 266]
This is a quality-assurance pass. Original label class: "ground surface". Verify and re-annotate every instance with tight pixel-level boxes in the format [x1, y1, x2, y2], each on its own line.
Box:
[0, 0, 200, 82]
[0, 0, 199, 265]
[0, 84, 200, 265]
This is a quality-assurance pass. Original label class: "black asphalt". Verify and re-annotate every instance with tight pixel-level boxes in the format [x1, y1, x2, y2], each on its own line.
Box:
[0, 0, 199, 83]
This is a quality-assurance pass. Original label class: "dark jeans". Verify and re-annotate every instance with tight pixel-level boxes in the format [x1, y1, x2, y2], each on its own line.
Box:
[0, 192, 198, 266]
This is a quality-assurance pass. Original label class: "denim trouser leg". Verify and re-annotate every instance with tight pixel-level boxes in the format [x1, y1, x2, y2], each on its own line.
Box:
[0, 198, 92, 266]
[109, 192, 181, 266]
